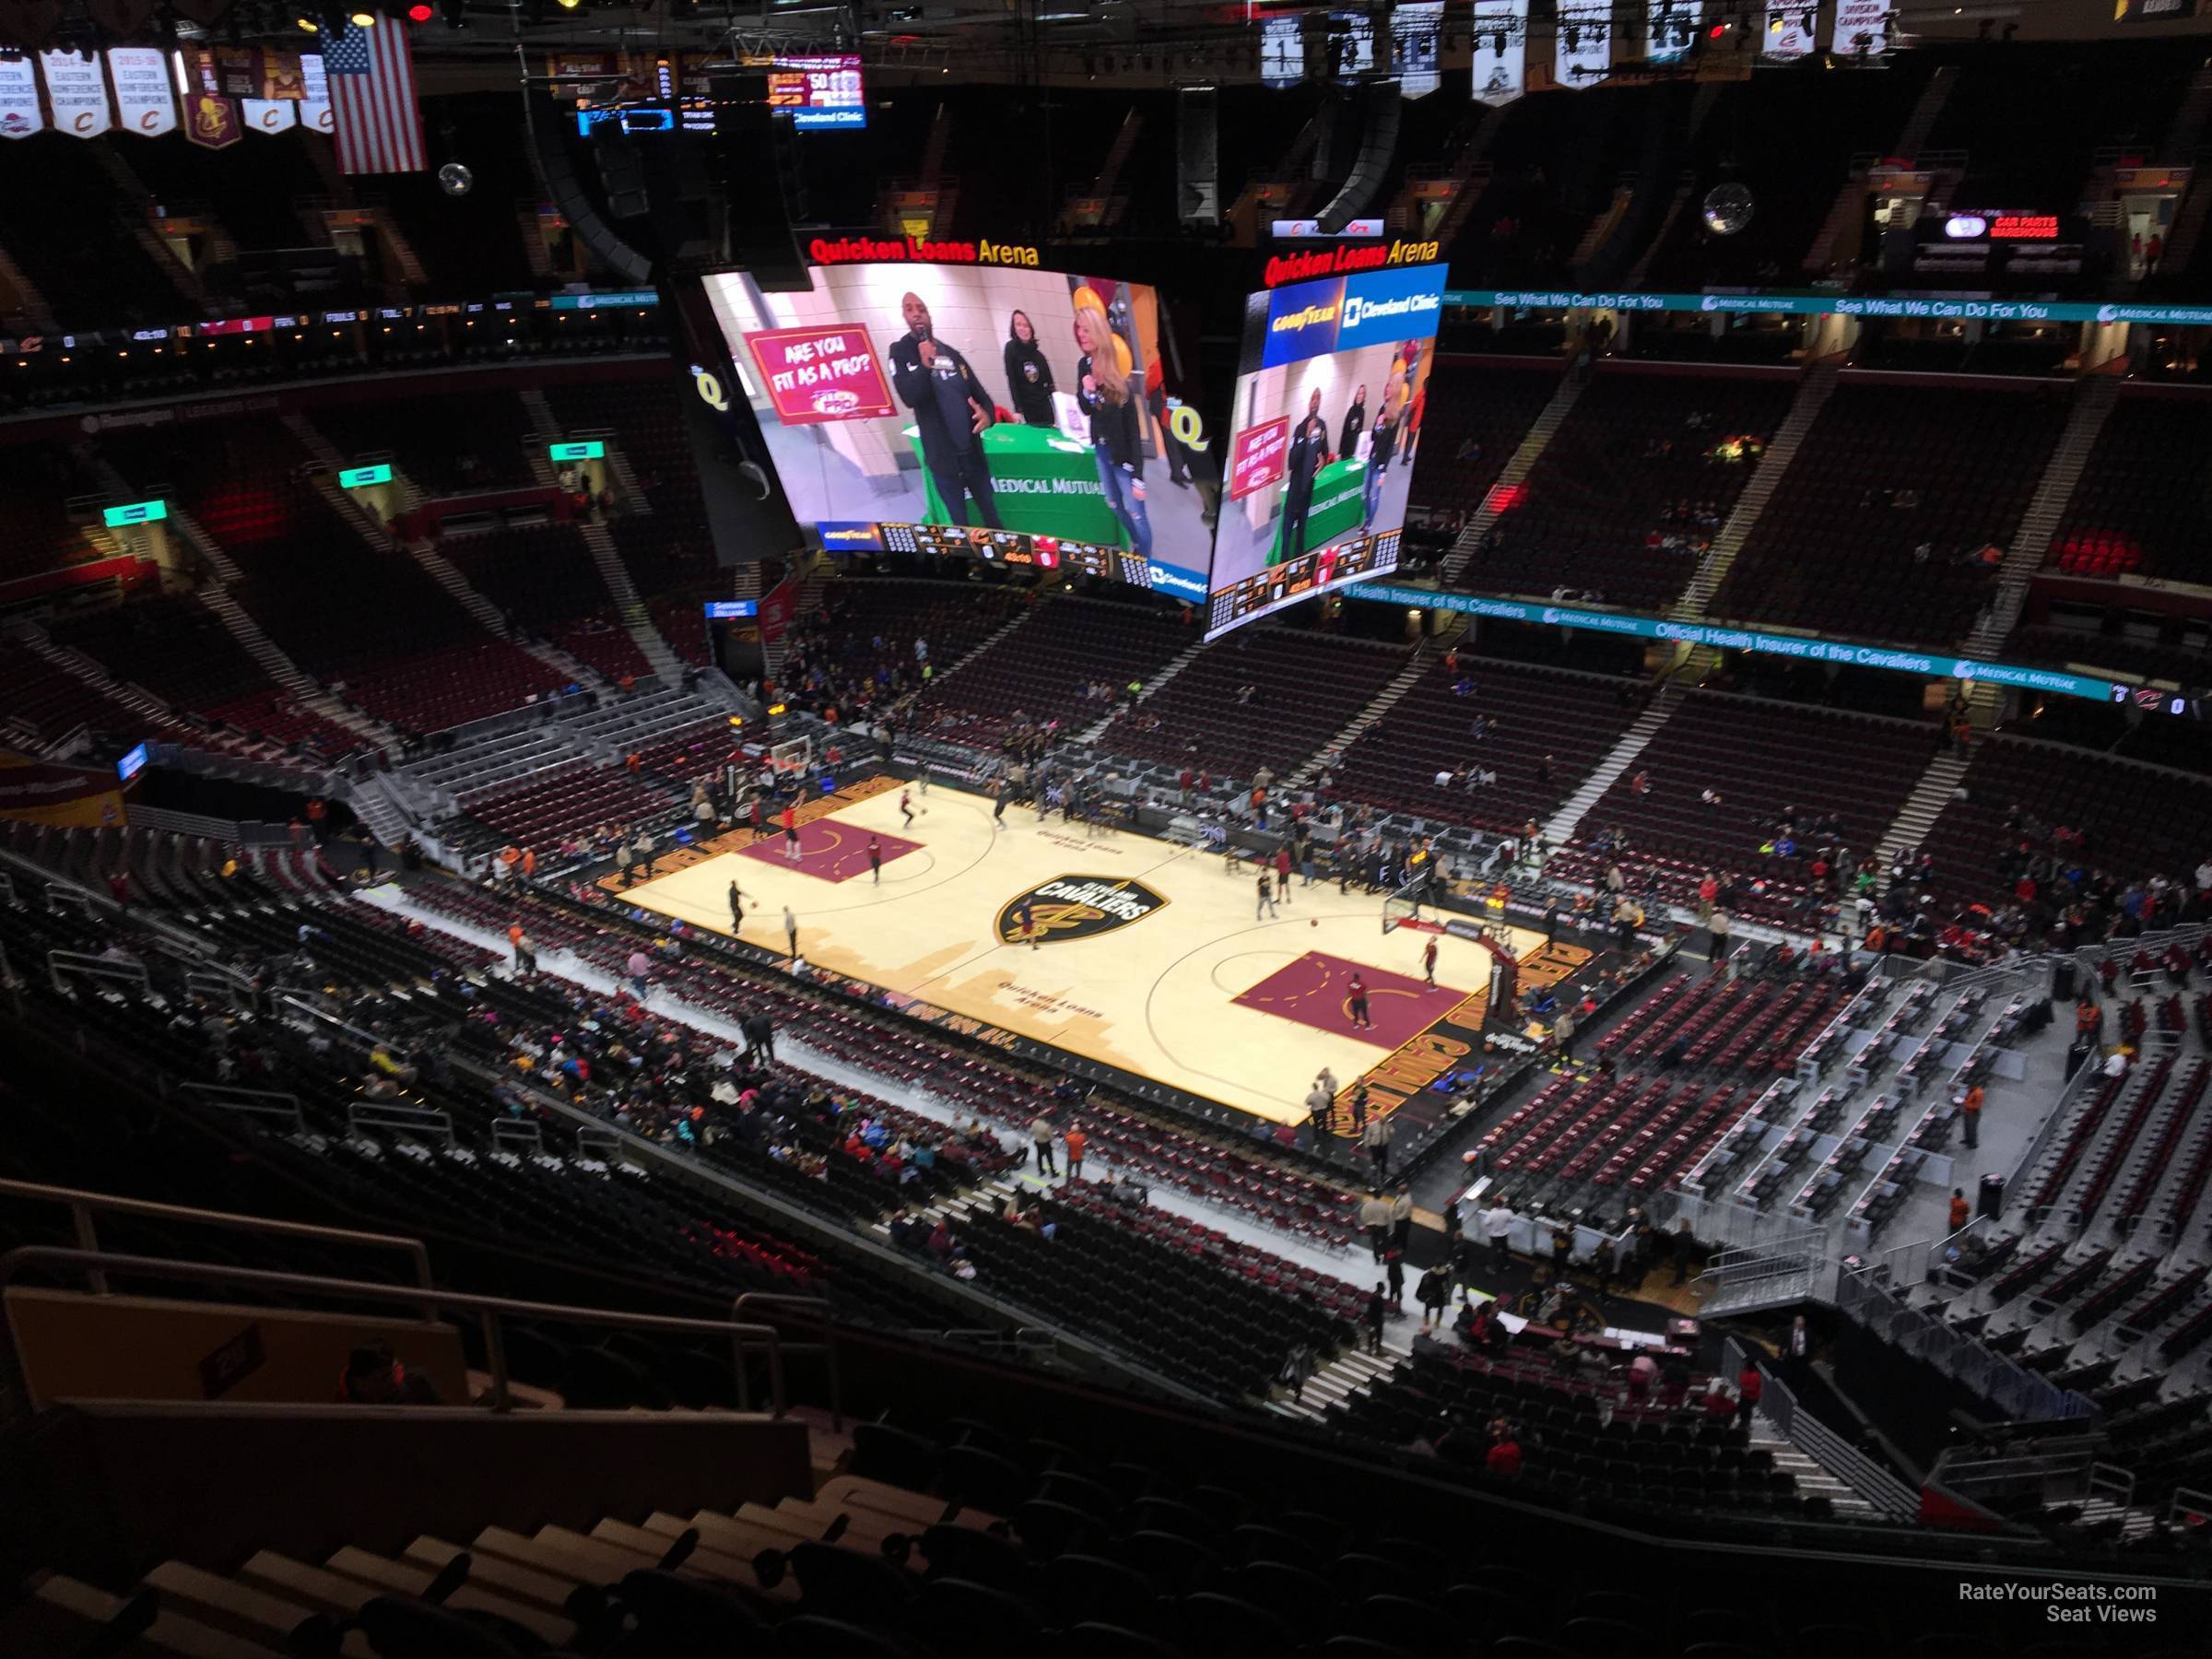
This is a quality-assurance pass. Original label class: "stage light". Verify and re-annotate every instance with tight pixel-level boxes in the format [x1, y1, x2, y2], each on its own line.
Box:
[406, 2, 432, 18]
[296, 13, 318, 27]
[350, 6, 377, 23]
[1708, 20, 1727, 35]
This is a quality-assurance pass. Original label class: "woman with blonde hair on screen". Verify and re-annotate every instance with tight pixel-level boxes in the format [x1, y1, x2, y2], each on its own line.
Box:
[1073, 301, 1152, 558]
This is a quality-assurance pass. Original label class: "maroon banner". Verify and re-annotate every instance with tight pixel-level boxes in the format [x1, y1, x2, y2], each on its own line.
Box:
[183, 89, 241, 149]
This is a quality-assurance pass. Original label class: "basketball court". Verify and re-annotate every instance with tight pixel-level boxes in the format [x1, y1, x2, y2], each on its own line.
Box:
[615, 775, 1592, 1129]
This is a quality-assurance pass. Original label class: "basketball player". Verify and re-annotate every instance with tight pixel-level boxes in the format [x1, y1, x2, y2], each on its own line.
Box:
[1256, 870, 1277, 920]
[749, 794, 767, 840]
[782, 801, 801, 863]
[1348, 972, 1373, 1030]
[1015, 895, 1038, 948]
[868, 835, 883, 884]
[900, 788, 915, 830]
[1423, 936, 1439, 985]
[728, 880, 754, 935]
[991, 778, 1007, 830]
[783, 905, 799, 959]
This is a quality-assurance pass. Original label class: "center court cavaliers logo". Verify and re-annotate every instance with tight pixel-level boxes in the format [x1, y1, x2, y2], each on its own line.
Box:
[994, 876, 1168, 946]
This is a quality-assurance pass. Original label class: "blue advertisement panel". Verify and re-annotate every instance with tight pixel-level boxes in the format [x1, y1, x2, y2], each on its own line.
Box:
[1260, 276, 1346, 369]
[1336, 265, 1446, 354]
[1347, 582, 2133, 704]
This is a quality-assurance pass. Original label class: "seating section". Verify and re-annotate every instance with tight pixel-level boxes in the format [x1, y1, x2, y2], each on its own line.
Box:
[314, 392, 539, 495]
[1712, 382, 2068, 644]
[0, 637, 192, 754]
[1405, 359, 1563, 530]
[0, 137, 182, 326]
[441, 524, 652, 682]
[0, 441, 106, 584]
[47, 594, 363, 757]
[117, 130, 331, 255]
[785, 581, 1025, 720]
[2051, 393, 2212, 586]
[1100, 630, 1406, 781]
[1456, 370, 1796, 610]
[910, 599, 1188, 747]
[1554, 694, 1942, 926]
[100, 418, 566, 732]
[1915, 738, 2212, 920]
[1328, 659, 1641, 836]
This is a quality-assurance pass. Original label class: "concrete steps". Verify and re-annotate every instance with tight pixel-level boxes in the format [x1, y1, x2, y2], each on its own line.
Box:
[1288, 646, 1430, 788]
[577, 519, 686, 681]
[1443, 373, 1587, 586]
[1892, 63, 1959, 162]
[1078, 634, 1209, 745]
[402, 538, 599, 686]
[1959, 374, 2120, 659]
[1540, 686, 1682, 846]
[1271, 1343, 1399, 1421]
[1673, 361, 1837, 621]
[1874, 749, 1973, 874]
[1748, 1425, 1885, 1520]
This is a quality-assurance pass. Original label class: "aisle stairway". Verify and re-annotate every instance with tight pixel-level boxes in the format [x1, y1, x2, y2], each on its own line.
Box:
[1540, 686, 1682, 846]
[1288, 646, 1431, 788]
[1443, 374, 1587, 585]
[1958, 374, 2120, 659]
[1873, 749, 1973, 876]
[1672, 362, 1837, 622]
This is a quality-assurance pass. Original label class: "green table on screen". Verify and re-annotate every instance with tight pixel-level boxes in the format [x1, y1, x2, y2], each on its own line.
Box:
[907, 422, 1128, 546]
[1268, 455, 1368, 566]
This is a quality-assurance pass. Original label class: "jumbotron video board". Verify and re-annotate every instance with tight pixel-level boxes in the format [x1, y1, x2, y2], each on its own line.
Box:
[1206, 262, 1445, 638]
[700, 240, 1217, 599]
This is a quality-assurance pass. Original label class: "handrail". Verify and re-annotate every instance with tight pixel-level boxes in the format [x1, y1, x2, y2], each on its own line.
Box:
[1, 1247, 789, 1418]
[734, 1292, 841, 1430]
[0, 1177, 433, 1310]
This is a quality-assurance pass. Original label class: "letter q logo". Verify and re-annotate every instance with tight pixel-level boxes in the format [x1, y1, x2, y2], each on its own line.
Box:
[1164, 401, 1208, 453]
[693, 367, 729, 413]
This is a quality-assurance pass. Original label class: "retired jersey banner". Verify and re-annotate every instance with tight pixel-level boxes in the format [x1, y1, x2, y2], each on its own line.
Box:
[299, 52, 333, 135]
[242, 97, 297, 134]
[1260, 15, 1304, 87]
[0, 54, 42, 138]
[106, 46, 176, 136]
[1648, 0, 1697, 60]
[1762, 4, 1815, 59]
[183, 88, 241, 148]
[1554, 0, 1613, 88]
[1831, 0, 1888, 55]
[1392, 2, 1444, 96]
[1469, 0, 1526, 106]
[41, 49, 112, 137]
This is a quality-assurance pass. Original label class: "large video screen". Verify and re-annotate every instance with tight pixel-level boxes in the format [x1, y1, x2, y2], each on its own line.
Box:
[1206, 263, 1444, 638]
[701, 264, 1215, 598]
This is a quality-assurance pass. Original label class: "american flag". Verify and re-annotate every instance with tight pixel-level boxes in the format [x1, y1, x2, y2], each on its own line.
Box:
[325, 18, 426, 174]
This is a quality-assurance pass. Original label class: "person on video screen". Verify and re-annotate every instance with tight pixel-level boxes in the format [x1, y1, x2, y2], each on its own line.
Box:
[889, 291, 1003, 528]
[1365, 369, 1406, 530]
[1338, 383, 1368, 462]
[1003, 310, 1058, 428]
[1075, 302, 1152, 558]
[1279, 387, 1328, 566]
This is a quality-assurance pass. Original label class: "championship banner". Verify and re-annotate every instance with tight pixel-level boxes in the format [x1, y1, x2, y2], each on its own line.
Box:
[105, 46, 177, 136]
[300, 52, 333, 135]
[40, 48, 112, 137]
[1392, 2, 1444, 97]
[1831, 0, 1888, 55]
[1762, 4, 1816, 59]
[0, 54, 43, 139]
[1648, 0, 1697, 61]
[1469, 0, 1526, 106]
[242, 98, 297, 134]
[183, 87, 241, 149]
[1554, 0, 1613, 89]
[215, 44, 260, 98]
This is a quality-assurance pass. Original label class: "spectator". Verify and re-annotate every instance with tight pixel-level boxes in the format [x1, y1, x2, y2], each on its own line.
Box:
[1484, 1200, 1516, 1270]
[1030, 1112, 1059, 1178]
[1366, 1283, 1388, 1355]
[1063, 1122, 1088, 1180]
[1736, 1362, 1763, 1430]
[1416, 1263, 1451, 1330]
[1485, 1430, 1523, 1478]
[1360, 1190, 1393, 1261]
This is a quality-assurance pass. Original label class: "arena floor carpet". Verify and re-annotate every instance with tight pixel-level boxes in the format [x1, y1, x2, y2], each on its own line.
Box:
[616, 778, 1587, 1128]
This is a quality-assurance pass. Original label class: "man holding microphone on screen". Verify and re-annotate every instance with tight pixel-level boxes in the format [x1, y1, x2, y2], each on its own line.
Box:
[889, 291, 1004, 529]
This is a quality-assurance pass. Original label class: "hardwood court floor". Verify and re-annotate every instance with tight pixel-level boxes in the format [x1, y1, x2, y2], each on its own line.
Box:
[618, 780, 1552, 1125]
